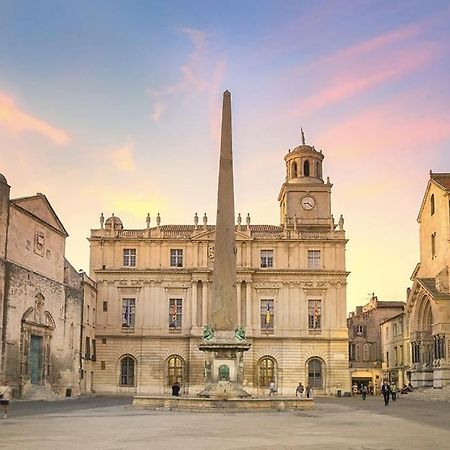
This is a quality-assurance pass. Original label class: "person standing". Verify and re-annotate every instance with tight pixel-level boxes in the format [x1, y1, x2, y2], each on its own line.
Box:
[390, 382, 397, 401]
[381, 381, 391, 406]
[269, 380, 277, 396]
[296, 382, 304, 398]
[171, 381, 181, 397]
[0, 380, 12, 419]
[361, 384, 368, 400]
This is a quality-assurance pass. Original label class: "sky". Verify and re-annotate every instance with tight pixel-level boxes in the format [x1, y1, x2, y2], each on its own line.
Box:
[0, 0, 449, 313]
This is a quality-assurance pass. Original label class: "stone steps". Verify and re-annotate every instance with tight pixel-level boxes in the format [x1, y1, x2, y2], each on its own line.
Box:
[403, 387, 450, 401]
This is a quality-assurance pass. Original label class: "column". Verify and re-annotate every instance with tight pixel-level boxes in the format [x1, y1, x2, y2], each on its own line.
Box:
[202, 281, 208, 326]
[246, 282, 252, 329]
[237, 281, 242, 326]
[191, 280, 198, 329]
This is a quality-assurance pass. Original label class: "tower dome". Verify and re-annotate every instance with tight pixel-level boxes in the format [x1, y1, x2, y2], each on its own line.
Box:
[284, 129, 324, 183]
[104, 214, 123, 230]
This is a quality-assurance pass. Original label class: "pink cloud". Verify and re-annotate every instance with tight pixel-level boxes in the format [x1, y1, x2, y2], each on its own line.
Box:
[318, 95, 450, 159]
[0, 92, 70, 145]
[289, 42, 441, 116]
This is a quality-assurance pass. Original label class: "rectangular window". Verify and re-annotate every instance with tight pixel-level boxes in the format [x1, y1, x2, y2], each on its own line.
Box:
[260, 250, 273, 268]
[103, 301, 108, 312]
[260, 299, 274, 333]
[398, 322, 402, 336]
[123, 248, 137, 267]
[349, 343, 357, 361]
[399, 345, 403, 365]
[363, 344, 370, 361]
[308, 299, 321, 329]
[394, 346, 398, 366]
[431, 233, 436, 258]
[386, 351, 389, 368]
[122, 298, 136, 328]
[393, 323, 397, 337]
[101, 337, 107, 344]
[92, 339, 96, 361]
[169, 298, 182, 331]
[355, 325, 364, 336]
[307, 250, 321, 269]
[170, 249, 183, 267]
[85, 337, 90, 359]
[100, 361, 106, 370]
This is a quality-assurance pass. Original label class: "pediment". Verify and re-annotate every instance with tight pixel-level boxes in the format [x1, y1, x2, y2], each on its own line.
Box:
[12, 194, 68, 236]
[191, 229, 252, 241]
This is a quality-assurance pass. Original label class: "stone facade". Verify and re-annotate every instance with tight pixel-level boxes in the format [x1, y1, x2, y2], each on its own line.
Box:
[407, 172, 450, 388]
[380, 311, 410, 389]
[0, 174, 86, 398]
[89, 136, 351, 396]
[348, 296, 404, 394]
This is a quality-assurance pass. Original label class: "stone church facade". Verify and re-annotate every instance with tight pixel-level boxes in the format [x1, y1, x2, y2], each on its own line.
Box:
[90, 137, 350, 396]
[407, 172, 450, 388]
[0, 173, 90, 398]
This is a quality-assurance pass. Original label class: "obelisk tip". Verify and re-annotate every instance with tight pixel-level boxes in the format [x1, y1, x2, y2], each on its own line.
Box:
[224, 90, 231, 96]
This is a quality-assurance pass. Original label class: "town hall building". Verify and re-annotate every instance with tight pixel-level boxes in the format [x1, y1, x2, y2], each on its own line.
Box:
[89, 135, 350, 396]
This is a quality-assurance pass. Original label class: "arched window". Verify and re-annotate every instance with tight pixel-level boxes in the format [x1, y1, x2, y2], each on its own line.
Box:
[120, 356, 135, 386]
[307, 358, 323, 388]
[315, 161, 322, 178]
[303, 160, 310, 177]
[431, 194, 435, 215]
[167, 355, 184, 386]
[291, 162, 298, 178]
[258, 356, 277, 387]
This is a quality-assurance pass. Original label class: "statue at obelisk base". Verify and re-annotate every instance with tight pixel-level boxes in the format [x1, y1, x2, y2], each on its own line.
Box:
[197, 90, 251, 399]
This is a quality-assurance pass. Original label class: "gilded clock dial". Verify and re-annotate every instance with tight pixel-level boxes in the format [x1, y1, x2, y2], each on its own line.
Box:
[301, 196, 315, 210]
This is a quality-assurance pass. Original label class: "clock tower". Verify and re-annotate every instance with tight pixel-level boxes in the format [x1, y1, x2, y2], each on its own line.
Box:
[278, 131, 333, 231]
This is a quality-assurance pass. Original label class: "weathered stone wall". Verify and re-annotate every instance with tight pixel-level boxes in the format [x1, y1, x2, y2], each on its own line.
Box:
[2, 260, 82, 397]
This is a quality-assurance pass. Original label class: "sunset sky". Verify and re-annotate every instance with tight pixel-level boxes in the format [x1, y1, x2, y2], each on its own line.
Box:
[1, 0, 449, 312]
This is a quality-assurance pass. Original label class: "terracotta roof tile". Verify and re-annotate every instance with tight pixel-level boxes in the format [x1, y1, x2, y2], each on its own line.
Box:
[431, 173, 450, 191]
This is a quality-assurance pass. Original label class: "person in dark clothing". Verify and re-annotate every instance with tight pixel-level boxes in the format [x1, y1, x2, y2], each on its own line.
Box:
[172, 381, 181, 396]
[381, 381, 391, 406]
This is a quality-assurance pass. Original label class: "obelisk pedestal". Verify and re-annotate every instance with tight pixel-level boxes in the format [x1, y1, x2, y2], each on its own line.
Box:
[197, 90, 251, 399]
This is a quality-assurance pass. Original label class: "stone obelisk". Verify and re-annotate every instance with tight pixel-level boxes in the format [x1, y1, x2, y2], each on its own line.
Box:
[197, 91, 250, 399]
[210, 90, 238, 331]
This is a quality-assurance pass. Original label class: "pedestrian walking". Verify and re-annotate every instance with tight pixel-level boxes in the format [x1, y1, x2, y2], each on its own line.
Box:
[295, 382, 304, 398]
[361, 384, 368, 400]
[390, 382, 397, 401]
[381, 381, 391, 406]
[0, 380, 12, 419]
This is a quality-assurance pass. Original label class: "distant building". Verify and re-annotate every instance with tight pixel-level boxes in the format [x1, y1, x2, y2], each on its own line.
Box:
[89, 136, 351, 396]
[0, 173, 86, 398]
[380, 310, 410, 389]
[407, 172, 450, 388]
[348, 296, 404, 394]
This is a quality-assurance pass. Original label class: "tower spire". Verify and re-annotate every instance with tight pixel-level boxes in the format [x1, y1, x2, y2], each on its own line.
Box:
[301, 127, 305, 145]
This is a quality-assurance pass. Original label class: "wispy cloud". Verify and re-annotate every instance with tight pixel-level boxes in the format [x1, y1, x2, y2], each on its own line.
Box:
[147, 28, 208, 99]
[147, 28, 226, 127]
[0, 92, 70, 145]
[150, 102, 164, 123]
[111, 141, 136, 172]
[292, 43, 441, 115]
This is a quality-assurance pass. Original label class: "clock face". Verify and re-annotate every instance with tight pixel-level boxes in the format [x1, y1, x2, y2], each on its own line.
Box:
[301, 196, 315, 210]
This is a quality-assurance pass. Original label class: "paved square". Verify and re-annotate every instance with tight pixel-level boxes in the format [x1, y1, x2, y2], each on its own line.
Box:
[1, 396, 449, 449]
